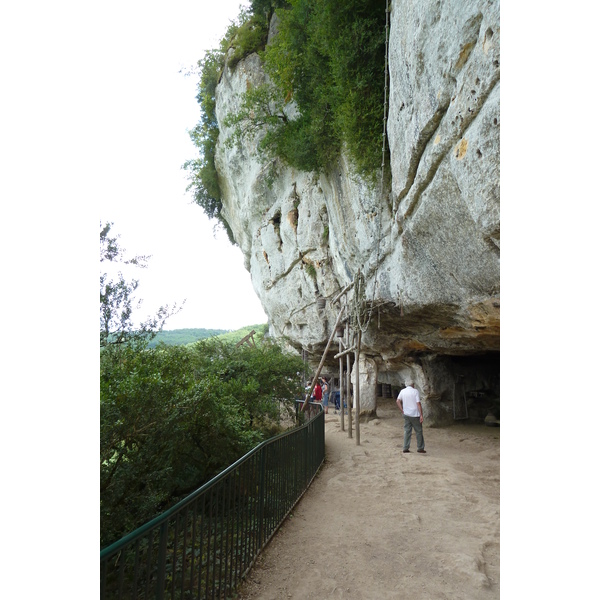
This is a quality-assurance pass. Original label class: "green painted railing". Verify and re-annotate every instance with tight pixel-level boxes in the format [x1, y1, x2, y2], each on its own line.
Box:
[100, 402, 324, 599]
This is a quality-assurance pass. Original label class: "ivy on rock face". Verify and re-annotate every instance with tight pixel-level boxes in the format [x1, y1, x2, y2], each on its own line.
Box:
[185, 0, 387, 239]
[230, 0, 388, 178]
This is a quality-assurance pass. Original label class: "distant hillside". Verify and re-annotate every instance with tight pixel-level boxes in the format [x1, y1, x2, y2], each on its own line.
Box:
[214, 323, 269, 345]
[148, 324, 269, 348]
[148, 328, 229, 347]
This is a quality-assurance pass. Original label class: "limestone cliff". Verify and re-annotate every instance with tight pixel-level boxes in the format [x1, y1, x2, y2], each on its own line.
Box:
[214, 0, 500, 425]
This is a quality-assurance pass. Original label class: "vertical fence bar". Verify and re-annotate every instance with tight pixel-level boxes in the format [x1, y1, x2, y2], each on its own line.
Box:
[205, 488, 213, 600]
[180, 506, 189, 600]
[156, 522, 168, 600]
[144, 529, 154, 599]
[197, 493, 206, 600]
[132, 539, 141, 599]
[100, 557, 107, 600]
[212, 484, 220, 600]
[116, 551, 125, 600]
[258, 447, 266, 549]
[189, 500, 198, 598]
[217, 481, 225, 599]
[234, 468, 242, 591]
[223, 473, 232, 598]
[247, 455, 255, 565]
[241, 459, 250, 577]
[170, 514, 179, 600]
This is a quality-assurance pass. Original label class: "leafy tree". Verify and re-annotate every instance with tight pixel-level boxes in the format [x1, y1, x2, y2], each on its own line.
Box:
[183, 7, 272, 243]
[99, 225, 302, 548]
[184, 2, 289, 237]
[99, 222, 182, 347]
[186, 0, 388, 236]
[183, 50, 225, 223]
[248, 0, 388, 178]
[100, 337, 304, 548]
[221, 0, 388, 178]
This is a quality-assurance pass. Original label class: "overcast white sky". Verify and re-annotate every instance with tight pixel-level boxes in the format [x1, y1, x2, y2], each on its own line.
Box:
[94, 0, 267, 331]
[3, 1, 266, 333]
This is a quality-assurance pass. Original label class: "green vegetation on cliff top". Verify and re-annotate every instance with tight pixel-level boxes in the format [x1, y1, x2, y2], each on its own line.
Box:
[184, 0, 388, 241]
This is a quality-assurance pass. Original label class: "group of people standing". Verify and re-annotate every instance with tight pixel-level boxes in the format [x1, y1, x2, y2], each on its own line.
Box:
[308, 375, 426, 453]
[309, 377, 330, 414]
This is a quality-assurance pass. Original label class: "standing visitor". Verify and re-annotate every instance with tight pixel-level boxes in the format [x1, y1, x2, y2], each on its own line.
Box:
[313, 380, 322, 404]
[321, 378, 330, 414]
[396, 379, 426, 453]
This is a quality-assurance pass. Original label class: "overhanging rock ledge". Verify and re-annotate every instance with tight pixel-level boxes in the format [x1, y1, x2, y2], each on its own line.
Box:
[213, 0, 500, 425]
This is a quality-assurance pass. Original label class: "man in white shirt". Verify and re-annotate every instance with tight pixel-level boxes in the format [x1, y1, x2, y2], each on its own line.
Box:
[396, 379, 426, 453]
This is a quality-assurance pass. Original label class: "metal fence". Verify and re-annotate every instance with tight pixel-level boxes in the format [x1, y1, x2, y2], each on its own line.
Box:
[100, 402, 324, 600]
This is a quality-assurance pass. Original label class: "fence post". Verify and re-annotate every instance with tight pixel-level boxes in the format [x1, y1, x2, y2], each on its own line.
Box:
[156, 521, 168, 600]
[257, 446, 267, 548]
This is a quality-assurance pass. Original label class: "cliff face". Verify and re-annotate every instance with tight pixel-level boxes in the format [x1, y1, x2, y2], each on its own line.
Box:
[214, 0, 500, 424]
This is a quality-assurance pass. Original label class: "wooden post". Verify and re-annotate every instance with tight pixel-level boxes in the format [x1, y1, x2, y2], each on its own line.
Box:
[339, 337, 345, 431]
[354, 329, 362, 446]
[334, 346, 356, 360]
[301, 305, 346, 412]
[346, 324, 352, 438]
[332, 280, 355, 305]
[235, 330, 256, 348]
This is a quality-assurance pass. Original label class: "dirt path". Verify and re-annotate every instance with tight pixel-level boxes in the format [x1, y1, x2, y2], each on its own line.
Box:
[237, 398, 500, 600]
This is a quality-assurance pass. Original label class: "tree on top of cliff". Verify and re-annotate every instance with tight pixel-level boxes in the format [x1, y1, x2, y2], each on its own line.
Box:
[185, 0, 387, 237]
[100, 222, 182, 347]
[226, 0, 388, 178]
[184, 4, 286, 242]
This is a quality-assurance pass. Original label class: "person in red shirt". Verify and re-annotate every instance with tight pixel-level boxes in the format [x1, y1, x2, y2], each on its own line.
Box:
[313, 381, 322, 403]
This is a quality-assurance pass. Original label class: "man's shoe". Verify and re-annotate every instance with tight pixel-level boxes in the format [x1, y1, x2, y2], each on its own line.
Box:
[403, 449, 410, 453]
[417, 449, 426, 453]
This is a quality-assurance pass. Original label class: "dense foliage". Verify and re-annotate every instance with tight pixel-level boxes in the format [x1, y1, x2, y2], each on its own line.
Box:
[100, 337, 304, 548]
[183, 2, 286, 242]
[227, 0, 387, 177]
[185, 0, 387, 236]
[99, 226, 298, 548]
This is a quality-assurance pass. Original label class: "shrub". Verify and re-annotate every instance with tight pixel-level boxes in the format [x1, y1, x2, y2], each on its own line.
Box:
[100, 337, 304, 547]
[235, 0, 388, 179]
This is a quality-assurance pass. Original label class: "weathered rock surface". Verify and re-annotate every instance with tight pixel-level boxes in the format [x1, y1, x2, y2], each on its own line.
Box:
[214, 0, 500, 425]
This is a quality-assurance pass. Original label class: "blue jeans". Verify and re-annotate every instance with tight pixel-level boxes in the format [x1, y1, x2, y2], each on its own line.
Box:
[403, 415, 425, 451]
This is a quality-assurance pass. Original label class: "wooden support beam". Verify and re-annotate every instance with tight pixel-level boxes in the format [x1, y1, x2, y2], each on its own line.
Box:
[332, 280, 355, 305]
[334, 345, 356, 360]
[338, 336, 345, 431]
[347, 325, 352, 438]
[301, 305, 346, 412]
[354, 330, 362, 446]
[236, 330, 256, 348]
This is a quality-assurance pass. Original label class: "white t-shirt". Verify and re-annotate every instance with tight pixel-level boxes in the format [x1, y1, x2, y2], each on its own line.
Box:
[398, 385, 421, 417]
